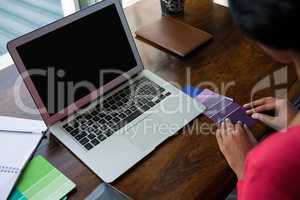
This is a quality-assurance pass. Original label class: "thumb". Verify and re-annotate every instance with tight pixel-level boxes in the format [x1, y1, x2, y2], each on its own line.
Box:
[251, 113, 275, 126]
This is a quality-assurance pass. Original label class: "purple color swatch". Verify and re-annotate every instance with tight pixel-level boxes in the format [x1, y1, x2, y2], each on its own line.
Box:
[204, 98, 234, 117]
[228, 107, 256, 127]
[196, 89, 256, 127]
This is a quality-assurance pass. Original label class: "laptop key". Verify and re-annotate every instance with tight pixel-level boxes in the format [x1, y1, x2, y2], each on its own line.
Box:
[98, 113, 106, 118]
[123, 110, 143, 124]
[99, 119, 106, 124]
[111, 125, 121, 131]
[97, 134, 106, 141]
[111, 105, 118, 110]
[113, 117, 121, 123]
[141, 105, 150, 111]
[72, 121, 80, 128]
[112, 113, 118, 117]
[75, 133, 84, 141]
[70, 129, 80, 136]
[64, 125, 73, 132]
[84, 143, 93, 150]
[130, 106, 138, 111]
[77, 118, 87, 125]
[91, 138, 100, 146]
[108, 99, 115, 105]
[147, 102, 155, 107]
[92, 124, 99, 129]
[125, 110, 132, 115]
[141, 99, 148, 104]
[94, 129, 102, 135]
[104, 130, 113, 137]
[155, 99, 161, 104]
[75, 132, 87, 141]
[121, 98, 128, 103]
[79, 137, 89, 145]
[100, 124, 108, 131]
[116, 101, 123, 107]
[104, 115, 112, 121]
[85, 114, 93, 120]
[93, 116, 100, 121]
[87, 120, 93, 126]
[91, 110, 98, 116]
[87, 127, 94, 132]
[119, 113, 126, 119]
[107, 122, 115, 128]
[159, 87, 165, 92]
[88, 134, 96, 140]
[81, 131, 88, 137]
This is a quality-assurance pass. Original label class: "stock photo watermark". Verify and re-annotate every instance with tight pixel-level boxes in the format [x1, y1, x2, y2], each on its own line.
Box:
[13, 66, 290, 136]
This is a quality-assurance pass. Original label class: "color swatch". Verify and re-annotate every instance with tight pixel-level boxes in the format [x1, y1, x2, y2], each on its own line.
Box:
[196, 89, 256, 127]
[9, 156, 75, 200]
[181, 86, 256, 127]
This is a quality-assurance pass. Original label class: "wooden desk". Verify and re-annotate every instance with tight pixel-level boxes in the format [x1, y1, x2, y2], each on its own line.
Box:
[0, 0, 298, 199]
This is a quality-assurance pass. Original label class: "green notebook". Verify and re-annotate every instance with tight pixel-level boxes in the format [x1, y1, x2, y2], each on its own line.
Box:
[9, 156, 76, 200]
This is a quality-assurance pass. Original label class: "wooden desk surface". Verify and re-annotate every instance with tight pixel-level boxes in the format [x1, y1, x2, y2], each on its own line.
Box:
[0, 0, 298, 199]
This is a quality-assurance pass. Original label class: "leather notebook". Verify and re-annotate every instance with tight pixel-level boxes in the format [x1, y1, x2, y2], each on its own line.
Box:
[135, 17, 213, 57]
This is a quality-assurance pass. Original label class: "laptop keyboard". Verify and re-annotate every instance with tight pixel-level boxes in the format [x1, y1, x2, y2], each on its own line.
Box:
[62, 77, 171, 151]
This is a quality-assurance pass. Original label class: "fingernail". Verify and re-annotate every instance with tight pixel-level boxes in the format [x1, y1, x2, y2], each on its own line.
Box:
[246, 110, 251, 114]
[237, 121, 242, 124]
[225, 118, 230, 122]
[252, 114, 258, 119]
[243, 104, 248, 107]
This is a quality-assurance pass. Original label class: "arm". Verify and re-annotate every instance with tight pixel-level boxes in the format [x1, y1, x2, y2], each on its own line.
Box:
[217, 121, 300, 200]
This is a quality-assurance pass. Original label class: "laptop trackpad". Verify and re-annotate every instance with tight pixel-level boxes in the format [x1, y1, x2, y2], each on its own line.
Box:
[121, 115, 173, 152]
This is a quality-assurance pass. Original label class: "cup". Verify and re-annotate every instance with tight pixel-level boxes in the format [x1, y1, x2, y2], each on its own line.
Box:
[160, 0, 185, 16]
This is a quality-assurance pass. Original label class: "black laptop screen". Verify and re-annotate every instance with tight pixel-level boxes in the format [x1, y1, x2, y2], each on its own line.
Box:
[16, 4, 137, 116]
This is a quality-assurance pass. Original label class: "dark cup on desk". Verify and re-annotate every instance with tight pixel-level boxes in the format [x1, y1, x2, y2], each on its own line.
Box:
[160, 0, 185, 16]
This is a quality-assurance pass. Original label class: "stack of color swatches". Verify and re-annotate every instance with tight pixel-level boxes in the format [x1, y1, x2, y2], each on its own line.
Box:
[196, 89, 256, 127]
[9, 156, 75, 200]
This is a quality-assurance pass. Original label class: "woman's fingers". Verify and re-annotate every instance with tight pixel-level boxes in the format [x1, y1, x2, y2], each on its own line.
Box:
[243, 124, 252, 136]
[243, 97, 274, 109]
[251, 113, 275, 126]
[225, 118, 234, 132]
[221, 121, 226, 136]
[234, 121, 244, 135]
[245, 102, 276, 114]
[215, 128, 223, 149]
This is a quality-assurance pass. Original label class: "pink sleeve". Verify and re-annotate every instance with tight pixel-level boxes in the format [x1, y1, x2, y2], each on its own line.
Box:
[237, 127, 300, 200]
[237, 181, 244, 200]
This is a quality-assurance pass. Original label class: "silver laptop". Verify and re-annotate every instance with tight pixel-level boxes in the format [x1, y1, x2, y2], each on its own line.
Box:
[7, 0, 205, 182]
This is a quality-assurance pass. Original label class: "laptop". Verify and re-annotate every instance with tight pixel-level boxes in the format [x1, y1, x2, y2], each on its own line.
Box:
[7, 0, 205, 182]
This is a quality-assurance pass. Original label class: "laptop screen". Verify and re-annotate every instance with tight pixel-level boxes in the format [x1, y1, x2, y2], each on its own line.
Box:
[16, 4, 137, 116]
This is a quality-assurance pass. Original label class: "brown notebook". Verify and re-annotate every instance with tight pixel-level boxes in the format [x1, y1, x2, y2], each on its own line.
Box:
[135, 17, 213, 57]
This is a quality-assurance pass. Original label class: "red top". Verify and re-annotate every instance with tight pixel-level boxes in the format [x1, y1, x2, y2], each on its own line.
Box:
[237, 126, 300, 200]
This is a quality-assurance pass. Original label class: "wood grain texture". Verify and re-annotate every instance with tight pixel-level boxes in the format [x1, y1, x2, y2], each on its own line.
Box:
[0, 0, 298, 199]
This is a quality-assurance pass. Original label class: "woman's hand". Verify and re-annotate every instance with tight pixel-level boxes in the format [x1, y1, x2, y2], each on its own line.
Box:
[216, 119, 257, 180]
[244, 97, 297, 130]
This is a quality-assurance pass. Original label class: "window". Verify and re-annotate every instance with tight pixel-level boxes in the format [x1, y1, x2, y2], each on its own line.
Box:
[0, 0, 78, 70]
